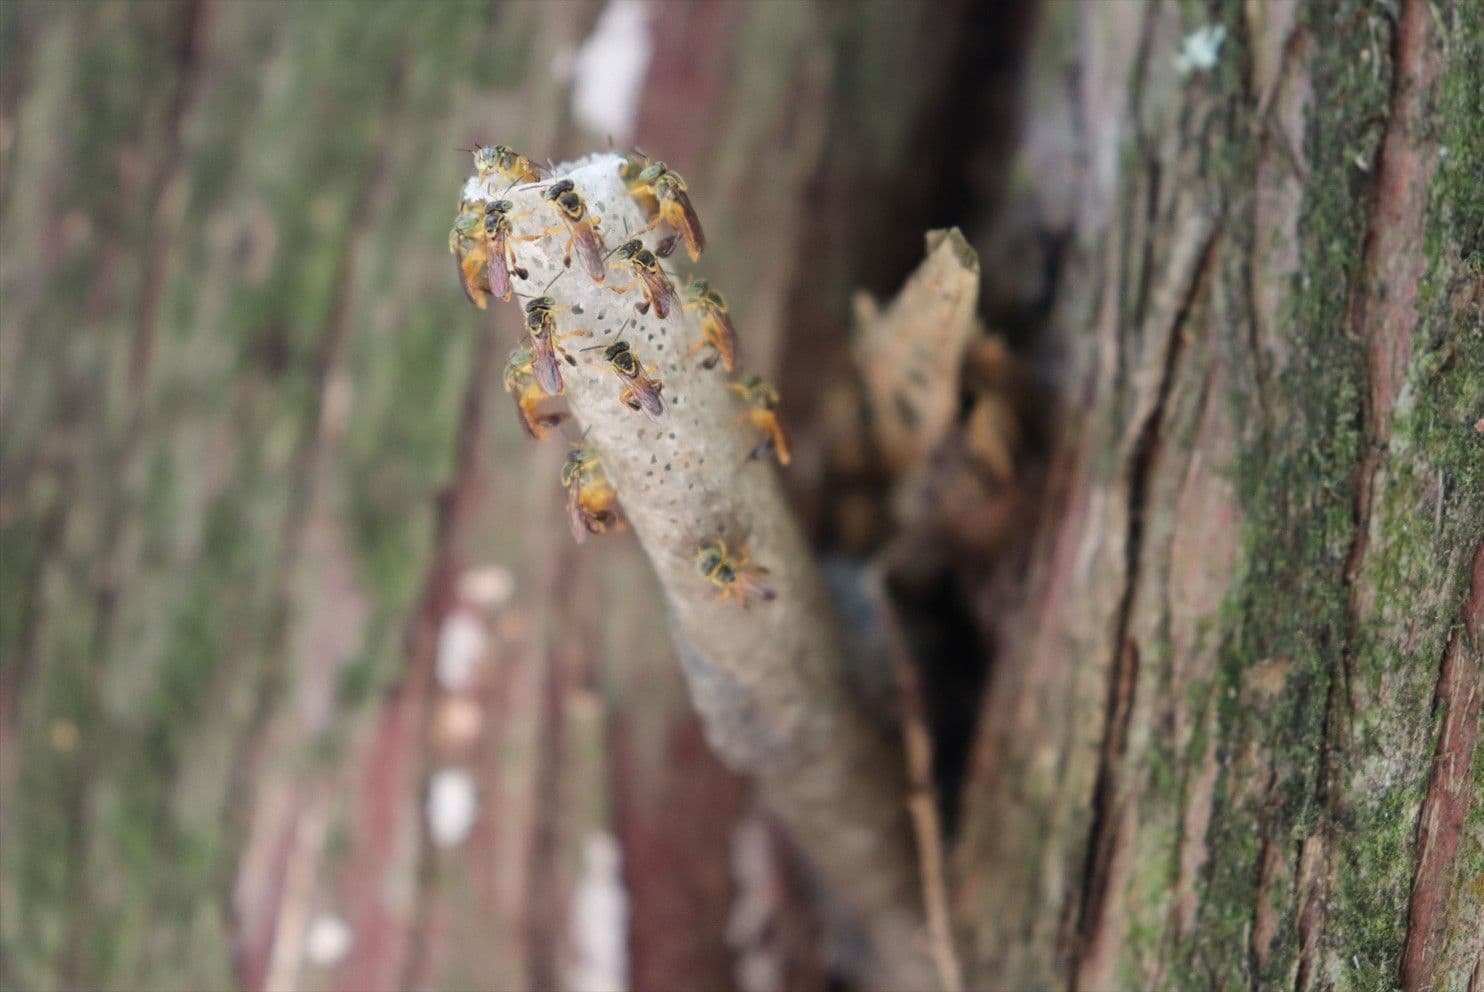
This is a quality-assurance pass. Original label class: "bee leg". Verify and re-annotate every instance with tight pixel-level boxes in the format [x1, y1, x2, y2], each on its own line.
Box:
[563, 231, 574, 268]
[680, 338, 710, 365]
[607, 281, 637, 294]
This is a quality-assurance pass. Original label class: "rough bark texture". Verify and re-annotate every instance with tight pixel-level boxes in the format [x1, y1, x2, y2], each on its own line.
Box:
[951, 1, 1483, 989]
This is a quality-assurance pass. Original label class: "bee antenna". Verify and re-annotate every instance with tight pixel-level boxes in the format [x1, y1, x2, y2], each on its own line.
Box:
[540, 267, 568, 295]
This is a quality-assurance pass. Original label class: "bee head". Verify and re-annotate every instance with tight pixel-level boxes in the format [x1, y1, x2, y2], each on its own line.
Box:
[472, 145, 498, 174]
[695, 546, 724, 578]
[453, 211, 482, 237]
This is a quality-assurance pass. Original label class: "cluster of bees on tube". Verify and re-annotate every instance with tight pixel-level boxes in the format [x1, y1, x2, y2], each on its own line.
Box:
[450, 145, 780, 606]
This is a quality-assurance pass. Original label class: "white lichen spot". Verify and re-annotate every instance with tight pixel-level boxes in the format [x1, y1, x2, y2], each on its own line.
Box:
[435, 608, 486, 692]
[566, 832, 630, 992]
[427, 767, 478, 849]
[458, 564, 515, 608]
[1174, 24, 1226, 77]
[570, 0, 655, 143]
[304, 913, 352, 968]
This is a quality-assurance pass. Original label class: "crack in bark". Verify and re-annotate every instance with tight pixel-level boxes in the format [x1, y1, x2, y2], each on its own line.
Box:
[1068, 221, 1222, 986]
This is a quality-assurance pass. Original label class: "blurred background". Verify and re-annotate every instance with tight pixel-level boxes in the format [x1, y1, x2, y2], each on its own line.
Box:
[0, 2, 1039, 989]
[8, 1, 1483, 990]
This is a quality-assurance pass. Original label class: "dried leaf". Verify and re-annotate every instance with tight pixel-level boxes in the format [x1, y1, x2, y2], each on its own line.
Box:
[852, 228, 981, 473]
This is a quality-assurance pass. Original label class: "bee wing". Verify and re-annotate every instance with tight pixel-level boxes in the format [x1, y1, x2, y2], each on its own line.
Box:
[642, 269, 679, 320]
[740, 574, 777, 604]
[456, 247, 488, 310]
[486, 233, 512, 302]
[634, 379, 665, 421]
[530, 337, 565, 395]
[710, 311, 738, 371]
[574, 225, 608, 283]
[664, 193, 706, 262]
[566, 482, 589, 544]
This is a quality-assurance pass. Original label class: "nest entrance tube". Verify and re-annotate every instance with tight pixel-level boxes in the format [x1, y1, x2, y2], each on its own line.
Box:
[458, 154, 931, 986]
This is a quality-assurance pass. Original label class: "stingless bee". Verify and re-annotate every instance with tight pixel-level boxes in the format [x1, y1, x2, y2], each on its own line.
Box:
[729, 374, 791, 466]
[628, 161, 705, 262]
[482, 199, 536, 302]
[608, 239, 679, 318]
[472, 143, 542, 186]
[450, 200, 491, 309]
[592, 340, 665, 421]
[503, 347, 566, 439]
[695, 536, 776, 606]
[542, 179, 608, 283]
[561, 444, 621, 543]
[522, 295, 591, 395]
[617, 149, 657, 215]
[680, 279, 738, 371]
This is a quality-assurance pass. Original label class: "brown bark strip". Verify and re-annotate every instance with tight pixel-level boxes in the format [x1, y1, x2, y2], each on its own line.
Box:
[1342, 0, 1439, 596]
[1069, 223, 1221, 984]
[523, 557, 575, 992]
[1402, 539, 1484, 991]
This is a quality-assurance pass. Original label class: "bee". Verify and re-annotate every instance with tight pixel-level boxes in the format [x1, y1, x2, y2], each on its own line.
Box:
[522, 295, 590, 395]
[482, 199, 533, 302]
[450, 200, 491, 309]
[629, 161, 705, 262]
[503, 346, 566, 439]
[729, 374, 791, 466]
[561, 444, 620, 543]
[594, 340, 665, 421]
[617, 149, 657, 215]
[695, 536, 776, 606]
[608, 239, 679, 318]
[472, 143, 542, 186]
[542, 179, 608, 283]
[680, 279, 738, 371]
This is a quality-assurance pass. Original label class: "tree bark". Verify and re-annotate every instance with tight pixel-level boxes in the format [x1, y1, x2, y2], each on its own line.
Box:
[952, 1, 1483, 989]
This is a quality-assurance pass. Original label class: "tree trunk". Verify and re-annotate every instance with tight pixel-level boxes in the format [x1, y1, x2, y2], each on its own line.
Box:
[952, 1, 1483, 989]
